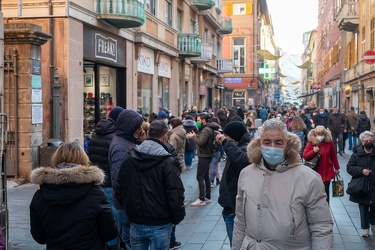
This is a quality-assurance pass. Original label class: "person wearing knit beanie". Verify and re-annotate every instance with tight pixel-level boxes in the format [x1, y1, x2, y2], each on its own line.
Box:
[109, 106, 124, 122]
[223, 121, 248, 142]
[157, 110, 168, 120]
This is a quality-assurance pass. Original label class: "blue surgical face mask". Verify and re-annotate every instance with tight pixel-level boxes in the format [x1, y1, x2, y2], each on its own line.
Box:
[261, 145, 285, 166]
[320, 112, 324, 114]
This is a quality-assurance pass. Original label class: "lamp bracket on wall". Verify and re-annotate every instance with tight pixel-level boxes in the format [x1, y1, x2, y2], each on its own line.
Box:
[135, 42, 144, 60]
[155, 50, 163, 65]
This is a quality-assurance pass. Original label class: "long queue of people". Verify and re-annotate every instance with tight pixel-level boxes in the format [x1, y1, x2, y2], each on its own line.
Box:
[27, 103, 375, 250]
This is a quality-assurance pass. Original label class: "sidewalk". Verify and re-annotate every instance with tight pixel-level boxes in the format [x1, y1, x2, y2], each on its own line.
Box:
[6, 148, 375, 249]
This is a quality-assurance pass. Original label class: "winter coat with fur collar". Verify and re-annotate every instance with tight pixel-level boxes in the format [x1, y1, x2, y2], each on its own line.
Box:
[232, 133, 333, 250]
[302, 128, 340, 182]
[29, 164, 117, 250]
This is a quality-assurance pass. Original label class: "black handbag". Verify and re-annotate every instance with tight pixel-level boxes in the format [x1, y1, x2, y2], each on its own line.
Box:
[346, 176, 369, 197]
[304, 152, 320, 170]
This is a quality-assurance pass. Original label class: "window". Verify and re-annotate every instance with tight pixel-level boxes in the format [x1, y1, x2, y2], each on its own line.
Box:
[177, 10, 182, 33]
[212, 35, 216, 55]
[233, 3, 246, 15]
[146, 0, 156, 15]
[190, 20, 195, 33]
[233, 38, 245, 73]
[166, 0, 172, 26]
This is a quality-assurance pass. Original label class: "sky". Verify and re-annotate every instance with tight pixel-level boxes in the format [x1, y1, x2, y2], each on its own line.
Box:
[267, 0, 318, 90]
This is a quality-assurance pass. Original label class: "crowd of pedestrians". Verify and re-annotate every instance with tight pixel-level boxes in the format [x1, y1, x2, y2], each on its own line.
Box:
[27, 103, 375, 249]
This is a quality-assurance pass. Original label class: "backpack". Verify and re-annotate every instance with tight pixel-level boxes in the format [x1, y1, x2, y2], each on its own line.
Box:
[208, 128, 221, 153]
[293, 130, 305, 150]
[357, 118, 371, 136]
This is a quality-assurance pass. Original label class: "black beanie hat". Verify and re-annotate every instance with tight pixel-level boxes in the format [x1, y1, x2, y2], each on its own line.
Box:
[223, 121, 248, 142]
[109, 106, 124, 122]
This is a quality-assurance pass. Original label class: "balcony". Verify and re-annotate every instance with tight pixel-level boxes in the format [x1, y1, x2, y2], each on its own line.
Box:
[218, 18, 233, 34]
[191, 43, 213, 63]
[217, 59, 233, 73]
[336, 1, 359, 32]
[178, 33, 202, 58]
[192, 0, 215, 11]
[97, 0, 146, 29]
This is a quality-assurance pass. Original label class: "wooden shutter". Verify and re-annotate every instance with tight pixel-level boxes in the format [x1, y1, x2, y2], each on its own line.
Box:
[246, 3, 252, 14]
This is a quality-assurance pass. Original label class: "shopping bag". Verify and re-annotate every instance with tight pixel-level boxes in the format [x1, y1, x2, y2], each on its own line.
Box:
[332, 174, 344, 197]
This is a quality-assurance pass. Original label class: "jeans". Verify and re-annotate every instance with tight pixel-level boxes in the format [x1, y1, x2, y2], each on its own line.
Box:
[331, 131, 343, 153]
[348, 132, 357, 149]
[184, 150, 195, 167]
[117, 209, 131, 249]
[197, 157, 212, 201]
[130, 223, 172, 250]
[359, 204, 375, 229]
[209, 151, 221, 183]
[103, 187, 118, 247]
[324, 181, 331, 204]
[223, 213, 235, 248]
[170, 225, 176, 243]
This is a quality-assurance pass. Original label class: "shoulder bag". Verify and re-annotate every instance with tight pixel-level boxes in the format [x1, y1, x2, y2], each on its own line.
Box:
[346, 175, 369, 197]
[305, 152, 320, 170]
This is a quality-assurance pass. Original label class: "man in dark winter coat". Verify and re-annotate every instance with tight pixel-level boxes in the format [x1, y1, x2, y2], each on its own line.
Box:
[327, 107, 347, 156]
[88, 106, 123, 249]
[355, 110, 371, 138]
[314, 107, 328, 128]
[117, 120, 185, 249]
[108, 109, 146, 248]
[186, 114, 220, 206]
[215, 121, 252, 247]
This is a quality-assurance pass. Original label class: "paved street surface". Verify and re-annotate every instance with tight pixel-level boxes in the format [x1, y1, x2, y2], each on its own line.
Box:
[7, 144, 375, 249]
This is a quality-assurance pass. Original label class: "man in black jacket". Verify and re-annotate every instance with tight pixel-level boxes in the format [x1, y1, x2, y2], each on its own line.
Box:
[117, 120, 185, 249]
[215, 121, 252, 247]
[88, 106, 123, 250]
[327, 107, 347, 156]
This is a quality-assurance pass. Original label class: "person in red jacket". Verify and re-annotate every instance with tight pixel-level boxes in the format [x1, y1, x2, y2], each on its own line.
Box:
[303, 125, 340, 204]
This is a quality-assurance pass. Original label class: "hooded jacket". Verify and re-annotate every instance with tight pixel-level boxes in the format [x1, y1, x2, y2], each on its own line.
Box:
[303, 128, 340, 182]
[232, 133, 333, 250]
[355, 113, 371, 136]
[88, 118, 117, 187]
[117, 138, 185, 226]
[183, 119, 199, 151]
[218, 132, 252, 215]
[109, 109, 144, 209]
[347, 145, 375, 205]
[29, 164, 117, 250]
[191, 122, 220, 157]
[167, 124, 186, 169]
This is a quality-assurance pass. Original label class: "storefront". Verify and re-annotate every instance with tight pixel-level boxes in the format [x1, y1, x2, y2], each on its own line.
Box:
[137, 47, 154, 115]
[83, 25, 127, 136]
[158, 55, 171, 110]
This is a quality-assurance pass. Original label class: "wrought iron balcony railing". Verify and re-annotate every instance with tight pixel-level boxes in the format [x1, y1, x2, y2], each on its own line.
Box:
[96, 0, 146, 29]
[217, 59, 233, 73]
[178, 33, 202, 58]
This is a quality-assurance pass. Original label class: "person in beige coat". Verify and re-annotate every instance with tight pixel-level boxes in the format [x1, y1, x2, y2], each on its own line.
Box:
[232, 118, 333, 250]
[167, 118, 186, 170]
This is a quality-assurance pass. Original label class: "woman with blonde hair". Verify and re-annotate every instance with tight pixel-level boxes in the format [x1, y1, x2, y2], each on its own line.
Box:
[303, 126, 340, 204]
[290, 115, 307, 152]
[30, 142, 118, 250]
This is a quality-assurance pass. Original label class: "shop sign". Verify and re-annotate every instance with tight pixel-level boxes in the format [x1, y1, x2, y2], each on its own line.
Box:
[31, 75, 42, 88]
[138, 47, 154, 74]
[345, 86, 351, 96]
[31, 89, 42, 103]
[31, 60, 41, 75]
[225, 78, 242, 83]
[158, 56, 171, 78]
[32, 104, 43, 124]
[199, 84, 207, 96]
[233, 92, 245, 98]
[95, 33, 117, 63]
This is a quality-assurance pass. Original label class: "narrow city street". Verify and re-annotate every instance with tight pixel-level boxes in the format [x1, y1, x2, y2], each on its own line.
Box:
[7, 145, 375, 250]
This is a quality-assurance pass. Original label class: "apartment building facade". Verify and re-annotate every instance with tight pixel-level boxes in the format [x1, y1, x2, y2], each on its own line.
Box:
[2, 0, 231, 178]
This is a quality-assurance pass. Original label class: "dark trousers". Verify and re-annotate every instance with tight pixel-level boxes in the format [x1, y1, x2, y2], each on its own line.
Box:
[331, 131, 343, 153]
[359, 203, 375, 229]
[324, 181, 331, 204]
[197, 156, 212, 201]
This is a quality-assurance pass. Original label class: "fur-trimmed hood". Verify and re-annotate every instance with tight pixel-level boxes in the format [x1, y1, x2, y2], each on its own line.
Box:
[30, 164, 104, 206]
[247, 132, 302, 169]
[307, 128, 332, 146]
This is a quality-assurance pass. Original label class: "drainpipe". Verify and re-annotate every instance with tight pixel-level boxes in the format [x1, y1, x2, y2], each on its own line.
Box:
[13, 48, 18, 178]
[53, 68, 60, 139]
[48, 0, 56, 138]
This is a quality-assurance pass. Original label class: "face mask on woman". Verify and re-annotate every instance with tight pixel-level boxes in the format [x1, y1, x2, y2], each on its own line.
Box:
[317, 135, 324, 142]
[364, 142, 374, 150]
[261, 145, 285, 165]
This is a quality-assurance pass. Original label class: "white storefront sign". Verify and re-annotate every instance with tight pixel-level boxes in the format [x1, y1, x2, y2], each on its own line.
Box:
[138, 47, 154, 74]
[158, 55, 171, 78]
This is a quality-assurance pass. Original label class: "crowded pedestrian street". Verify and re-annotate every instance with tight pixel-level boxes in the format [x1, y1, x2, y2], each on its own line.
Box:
[7, 143, 375, 250]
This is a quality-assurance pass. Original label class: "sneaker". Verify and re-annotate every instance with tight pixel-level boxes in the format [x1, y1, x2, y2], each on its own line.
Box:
[169, 241, 181, 249]
[362, 229, 369, 237]
[211, 182, 216, 188]
[185, 165, 192, 170]
[371, 225, 375, 234]
[349, 147, 353, 151]
[191, 198, 206, 206]
[339, 151, 343, 156]
[204, 197, 212, 203]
